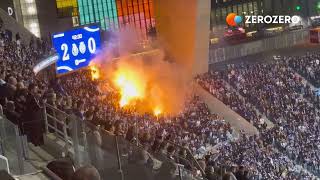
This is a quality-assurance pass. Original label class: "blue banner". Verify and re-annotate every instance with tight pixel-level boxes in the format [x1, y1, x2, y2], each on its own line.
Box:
[52, 25, 101, 75]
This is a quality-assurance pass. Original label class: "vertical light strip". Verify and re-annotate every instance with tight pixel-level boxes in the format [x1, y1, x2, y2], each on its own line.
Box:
[110, 0, 119, 30]
[93, 0, 98, 23]
[136, 0, 142, 29]
[88, 0, 94, 23]
[93, 0, 100, 23]
[82, 0, 89, 23]
[130, 0, 136, 27]
[98, 0, 106, 29]
[105, 0, 112, 29]
[78, 0, 85, 24]
[141, 0, 147, 35]
[20, 0, 40, 37]
[102, 0, 109, 29]
[147, 0, 152, 28]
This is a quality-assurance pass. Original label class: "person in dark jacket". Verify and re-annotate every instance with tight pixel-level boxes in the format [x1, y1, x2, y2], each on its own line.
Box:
[235, 166, 249, 180]
[177, 149, 192, 170]
[73, 100, 85, 120]
[23, 83, 44, 146]
[155, 161, 178, 180]
[126, 149, 154, 180]
[47, 158, 75, 180]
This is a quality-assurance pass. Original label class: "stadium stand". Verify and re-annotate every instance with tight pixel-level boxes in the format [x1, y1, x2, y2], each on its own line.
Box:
[0, 8, 319, 179]
[0, 17, 232, 179]
[198, 58, 320, 179]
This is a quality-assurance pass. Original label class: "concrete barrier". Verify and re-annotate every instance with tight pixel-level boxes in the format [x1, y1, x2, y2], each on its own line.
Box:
[195, 84, 258, 136]
[209, 30, 309, 64]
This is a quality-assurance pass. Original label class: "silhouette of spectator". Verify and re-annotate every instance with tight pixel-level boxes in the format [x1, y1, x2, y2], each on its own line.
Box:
[72, 165, 100, 180]
[155, 161, 178, 180]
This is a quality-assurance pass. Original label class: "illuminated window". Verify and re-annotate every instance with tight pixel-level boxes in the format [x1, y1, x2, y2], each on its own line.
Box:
[116, 0, 154, 37]
[77, 0, 154, 39]
[78, 0, 119, 30]
[56, 0, 78, 18]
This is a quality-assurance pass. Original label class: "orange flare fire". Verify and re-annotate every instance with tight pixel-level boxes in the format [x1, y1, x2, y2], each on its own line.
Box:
[153, 107, 162, 116]
[113, 68, 146, 107]
[90, 63, 100, 80]
[89, 56, 173, 115]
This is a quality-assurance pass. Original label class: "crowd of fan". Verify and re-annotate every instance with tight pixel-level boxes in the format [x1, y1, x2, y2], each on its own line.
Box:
[288, 52, 320, 88]
[198, 58, 320, 179]
[0, 31, 51, 145]
[1, 19, 320, 178]
[197, 72, 267, 131]
[0, 28, 243, 179]
[50, 70, 234, 157]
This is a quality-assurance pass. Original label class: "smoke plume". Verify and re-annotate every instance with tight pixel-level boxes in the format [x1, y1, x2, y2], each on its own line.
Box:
[92, 26, 192, 115]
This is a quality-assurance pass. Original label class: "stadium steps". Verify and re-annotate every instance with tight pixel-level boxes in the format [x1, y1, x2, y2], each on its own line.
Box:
[27, 143, 55, 163]
[194, 83, 259, 136]
[0, 9, 35, 43]
[42, 133, 74, 159]
[13, 172, 50, 180]
[221, 79, 275, 129]
[8, 143, 54, 180]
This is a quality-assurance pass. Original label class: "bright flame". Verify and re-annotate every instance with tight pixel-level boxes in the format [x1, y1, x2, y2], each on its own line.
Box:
[113, 68, 146, 107]
[90, 64, 100, 80]
[154, 107, 162, 116]
[89, 49, 187, 115]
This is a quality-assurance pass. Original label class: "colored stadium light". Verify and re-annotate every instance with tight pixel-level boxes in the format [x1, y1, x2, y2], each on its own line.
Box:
[317, 2, 320, 10]
[295, 5, 301, 11]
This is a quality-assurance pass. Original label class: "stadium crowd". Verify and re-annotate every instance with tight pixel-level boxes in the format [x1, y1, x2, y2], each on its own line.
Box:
[197, 72, 268, 131]
[0, 19, 320, 179]
[288, 52, 320, 88]
[54, 70, 234, 157]
[198, 59, 320, 179]
[0, 26, 241, 179]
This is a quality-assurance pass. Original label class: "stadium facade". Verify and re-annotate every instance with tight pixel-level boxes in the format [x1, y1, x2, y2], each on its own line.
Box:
[211, 0, 320, 31]
[54, 0, 155, 38]
[1, 0, 319, 39]
[77, 0, 155, 38]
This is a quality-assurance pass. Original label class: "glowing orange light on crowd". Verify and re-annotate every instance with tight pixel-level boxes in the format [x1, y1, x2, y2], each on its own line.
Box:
[89, 52, 178, 116]
[89, 63, 100, 80]
[153, 107, 162, 116]
[113, 68, 146, 107]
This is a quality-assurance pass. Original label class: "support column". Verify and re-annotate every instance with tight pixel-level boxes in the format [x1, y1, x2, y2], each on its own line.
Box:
[154, 0, 210, 76]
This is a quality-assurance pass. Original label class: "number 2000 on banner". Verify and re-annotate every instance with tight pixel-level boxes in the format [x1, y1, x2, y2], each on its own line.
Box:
[52, 25, 102, 75]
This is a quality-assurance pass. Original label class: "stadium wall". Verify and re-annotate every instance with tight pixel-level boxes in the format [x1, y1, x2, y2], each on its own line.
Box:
[0, 8, 34, 43]
[209, 30, 310, 64]
[36, 0, 73, 39]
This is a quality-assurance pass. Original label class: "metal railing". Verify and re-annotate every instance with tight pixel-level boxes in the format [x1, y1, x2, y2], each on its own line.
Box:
[0, 154, 10, 173]
[42, 104, 208, 179]
[166, 141, 206, 178]
[72, 120, 208, 180]
[0, 110, 25, 175]
[43, 103, 72, 154]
